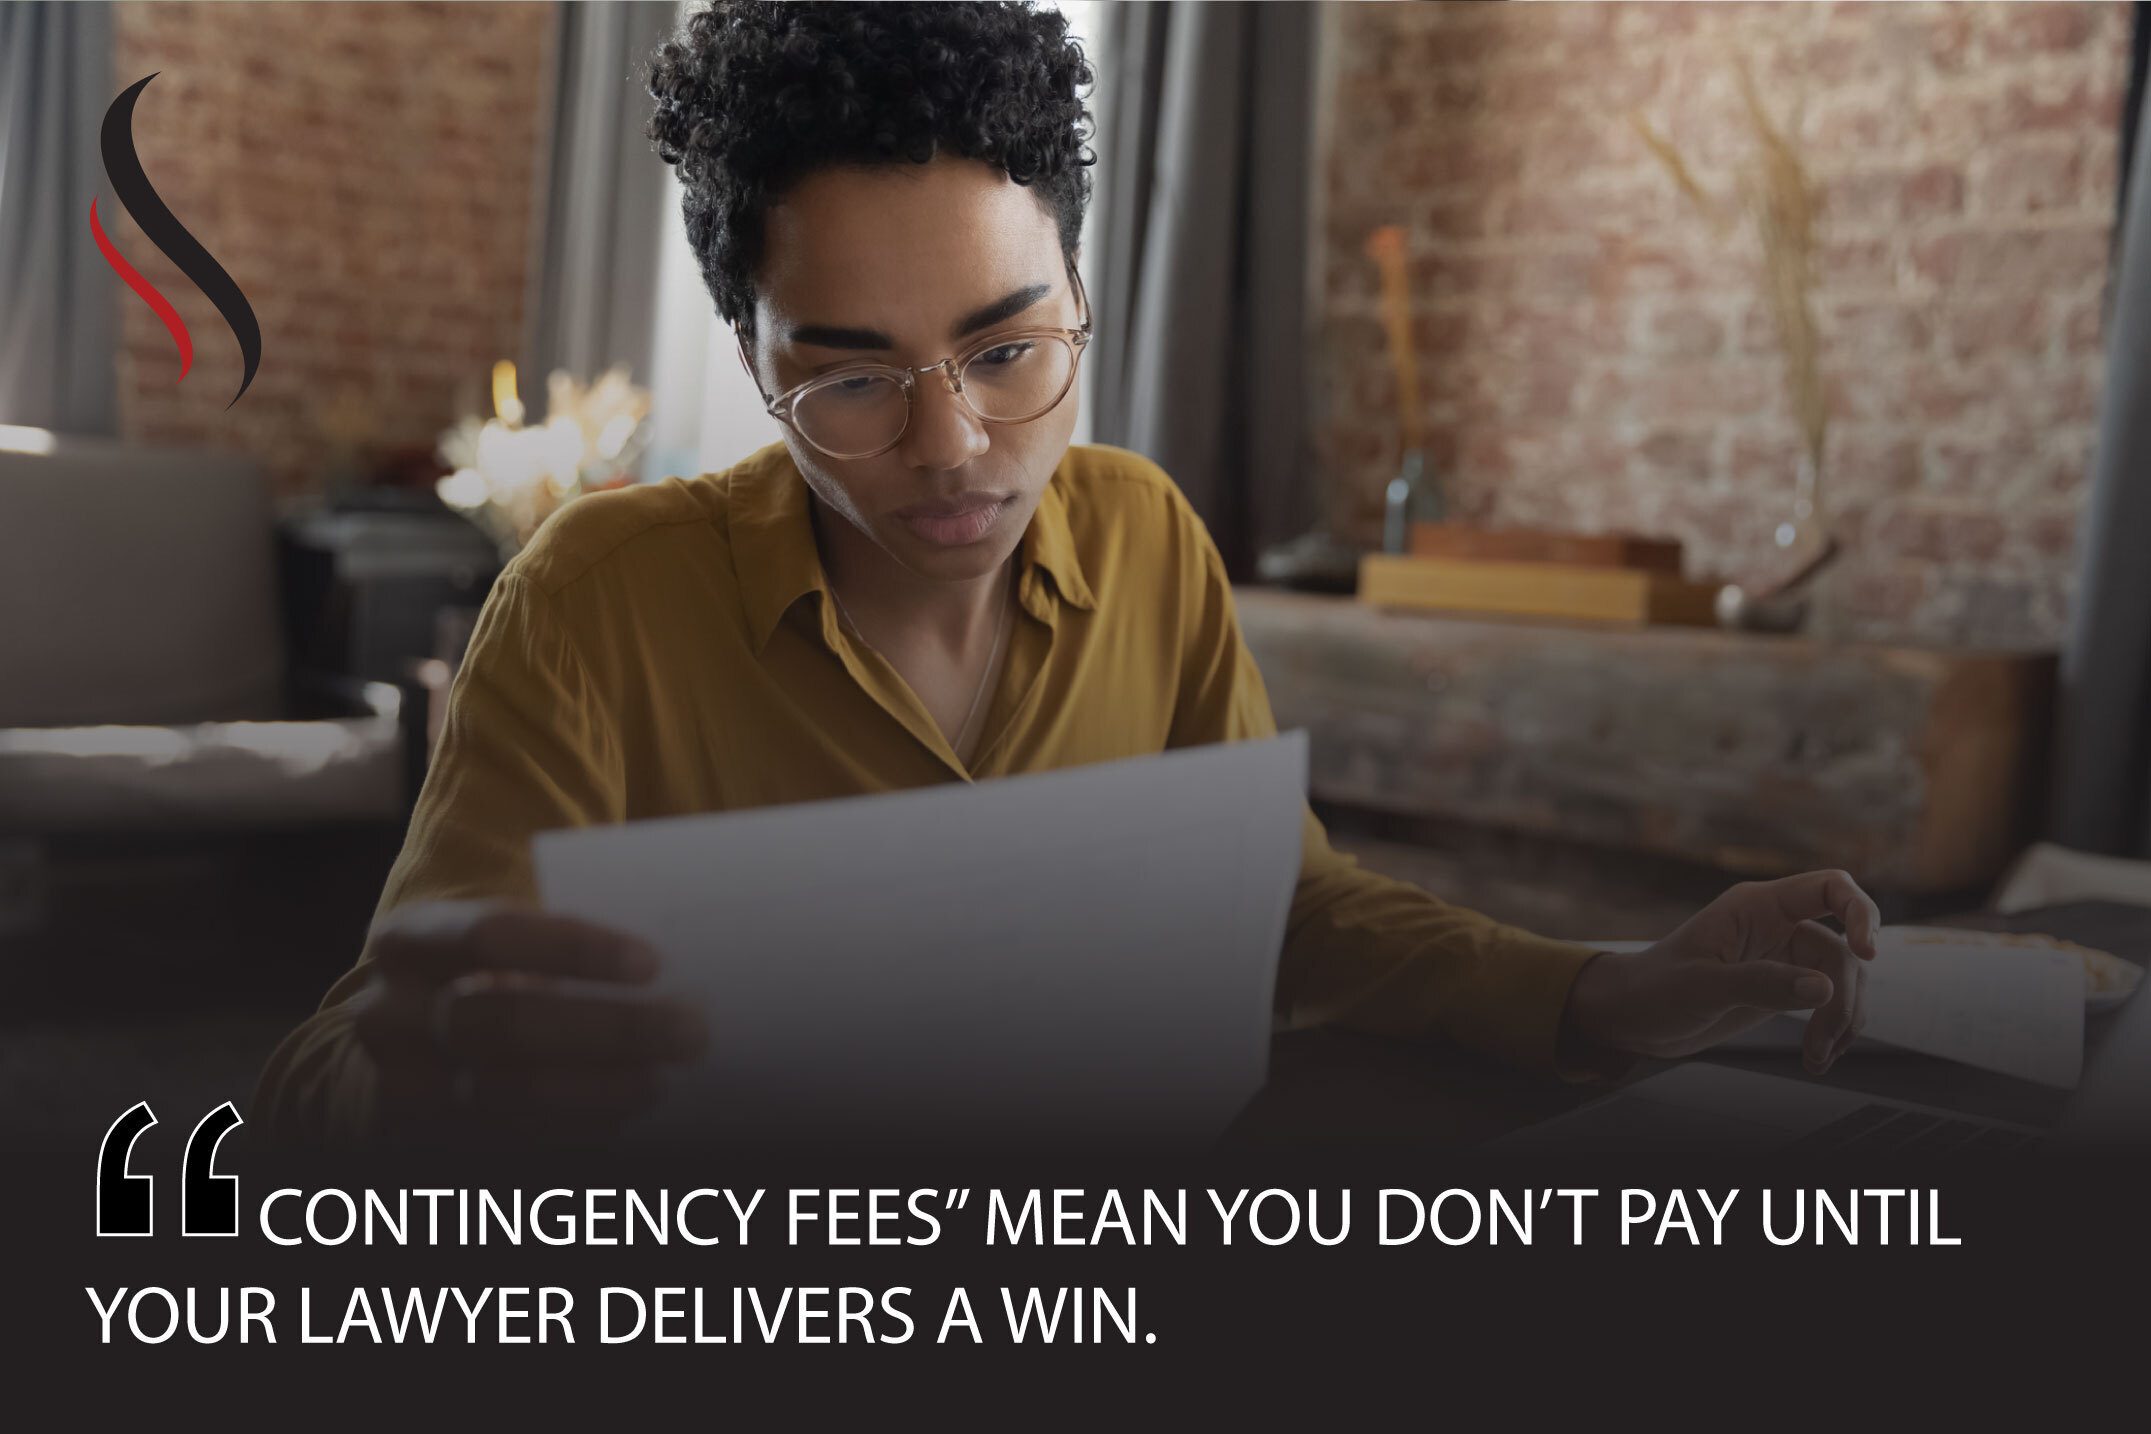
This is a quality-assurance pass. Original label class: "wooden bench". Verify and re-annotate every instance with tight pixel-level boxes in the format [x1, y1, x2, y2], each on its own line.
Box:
[1235, 589, 2057, 934]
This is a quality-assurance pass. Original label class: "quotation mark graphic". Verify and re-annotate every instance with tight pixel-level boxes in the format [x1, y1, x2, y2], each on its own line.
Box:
[96, 1101, 245, 1238]
[89, 72, 262, 409]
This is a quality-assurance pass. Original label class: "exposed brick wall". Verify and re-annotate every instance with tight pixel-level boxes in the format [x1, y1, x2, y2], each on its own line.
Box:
[1317, 0, 2133, 647]
[109, 1, 556, 494]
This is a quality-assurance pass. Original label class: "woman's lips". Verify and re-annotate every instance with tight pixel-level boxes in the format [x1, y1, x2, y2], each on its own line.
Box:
[895, 494, 1013, 547]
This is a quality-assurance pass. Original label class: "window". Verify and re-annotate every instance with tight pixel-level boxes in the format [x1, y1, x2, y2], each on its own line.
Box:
[1057, 0, 1106, 450]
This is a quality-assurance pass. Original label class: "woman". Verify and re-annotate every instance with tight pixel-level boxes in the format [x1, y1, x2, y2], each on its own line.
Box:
[255, 1, 1875, 1144]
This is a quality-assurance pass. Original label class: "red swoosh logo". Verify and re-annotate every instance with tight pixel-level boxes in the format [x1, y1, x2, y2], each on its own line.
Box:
[89, 195, 194, 382]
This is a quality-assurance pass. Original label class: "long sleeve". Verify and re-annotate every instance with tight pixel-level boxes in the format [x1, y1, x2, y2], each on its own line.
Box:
[250, 571, 627, 1143]
[1163, 511, 1601, 1076]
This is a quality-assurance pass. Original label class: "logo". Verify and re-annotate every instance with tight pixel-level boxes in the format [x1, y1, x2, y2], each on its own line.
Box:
[90, 73, 261, 409]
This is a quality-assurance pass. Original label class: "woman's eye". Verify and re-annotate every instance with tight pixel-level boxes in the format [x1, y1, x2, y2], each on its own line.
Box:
[976, 341, 1035, 368]
[818, 374, 890, 399]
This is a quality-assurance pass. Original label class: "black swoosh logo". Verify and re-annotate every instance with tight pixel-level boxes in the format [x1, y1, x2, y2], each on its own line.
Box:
[97, 72, 260, 409]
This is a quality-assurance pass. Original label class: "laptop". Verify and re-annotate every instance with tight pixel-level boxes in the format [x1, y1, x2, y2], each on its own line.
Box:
[1493, 948, 2151, 1154]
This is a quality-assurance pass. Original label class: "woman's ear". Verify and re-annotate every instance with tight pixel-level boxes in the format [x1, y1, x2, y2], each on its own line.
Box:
[733, 330, 761, 394]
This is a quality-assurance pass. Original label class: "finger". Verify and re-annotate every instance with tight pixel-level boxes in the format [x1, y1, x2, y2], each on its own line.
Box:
[370, 903, 662, 988]
[352, 978, 445, 1065]
[1845, 884, 1883, 962]
[352, 981, 485, 1144]
[1826, 963, 1868, 1069]
[1790, 923, 1860, 1072]
[1680, 1007, 1785, 1052]
[1752, 869, 1883, 961]
[1701, 959, 1833, 1014]
[434, 973, 709, 1065]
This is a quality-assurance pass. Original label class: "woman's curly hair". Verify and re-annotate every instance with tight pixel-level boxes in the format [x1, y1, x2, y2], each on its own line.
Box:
[646, 1, 1097, 338]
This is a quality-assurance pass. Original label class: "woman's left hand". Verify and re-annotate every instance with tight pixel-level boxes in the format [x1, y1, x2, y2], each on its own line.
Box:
[1558, 869, 1882, 1076]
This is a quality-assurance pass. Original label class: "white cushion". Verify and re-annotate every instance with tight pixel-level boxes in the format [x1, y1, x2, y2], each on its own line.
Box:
[0, 438, 285, 725]
[0, 715, 404, 830]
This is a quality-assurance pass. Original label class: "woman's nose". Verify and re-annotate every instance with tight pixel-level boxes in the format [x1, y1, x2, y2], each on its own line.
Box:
[900, 364, 990, 470]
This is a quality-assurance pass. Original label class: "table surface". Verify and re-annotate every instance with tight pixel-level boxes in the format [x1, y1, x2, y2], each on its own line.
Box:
[8, 905, 2141, 1154]
[1231, 899, 2151, 1151]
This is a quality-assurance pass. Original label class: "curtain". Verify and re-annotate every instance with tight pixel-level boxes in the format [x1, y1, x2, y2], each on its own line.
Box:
[1090, 0, 1319, 579]
[519, 1, 680, 421]
[2122, 2, 2147, 223]
[2053, 75, 2151, 858]
[0, 0, 118, 436]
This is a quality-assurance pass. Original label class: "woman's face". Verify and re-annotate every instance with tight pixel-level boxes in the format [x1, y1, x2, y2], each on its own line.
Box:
[747, 156, 1082, 585]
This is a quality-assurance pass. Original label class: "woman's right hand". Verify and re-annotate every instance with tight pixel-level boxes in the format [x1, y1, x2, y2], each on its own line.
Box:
[349, 899, 709, 1143]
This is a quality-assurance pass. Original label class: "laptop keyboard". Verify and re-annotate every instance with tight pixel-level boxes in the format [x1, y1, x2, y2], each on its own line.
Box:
[1786, 1102, 2043, 1154]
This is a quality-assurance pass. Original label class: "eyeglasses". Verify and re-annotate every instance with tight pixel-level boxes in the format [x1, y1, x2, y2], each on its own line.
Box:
[738, 266, 1093, 461]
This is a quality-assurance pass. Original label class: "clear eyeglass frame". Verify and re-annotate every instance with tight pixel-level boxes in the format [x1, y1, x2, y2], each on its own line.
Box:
[736, 264, 1094, 461]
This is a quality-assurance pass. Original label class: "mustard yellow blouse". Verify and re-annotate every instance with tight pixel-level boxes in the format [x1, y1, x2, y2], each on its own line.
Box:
[253, 441, 1599, 1140]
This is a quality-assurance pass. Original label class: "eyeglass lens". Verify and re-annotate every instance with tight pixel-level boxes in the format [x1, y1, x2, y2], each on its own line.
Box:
[791, 334, 1078, 457]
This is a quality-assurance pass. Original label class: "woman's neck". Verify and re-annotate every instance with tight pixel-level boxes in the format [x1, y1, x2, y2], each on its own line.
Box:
[811, 493, 1011, 653]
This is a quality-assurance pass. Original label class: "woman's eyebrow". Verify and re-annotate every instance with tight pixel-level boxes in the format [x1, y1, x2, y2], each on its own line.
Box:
[783, 282, 1053, 353]
[785, 322, 891, 351]
[950, 283, 1051, 339]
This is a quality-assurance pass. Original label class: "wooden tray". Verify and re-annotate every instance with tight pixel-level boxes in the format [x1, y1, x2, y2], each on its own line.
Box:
[1358, 554, 1721, 627]
[1408, 523, 1685, 574]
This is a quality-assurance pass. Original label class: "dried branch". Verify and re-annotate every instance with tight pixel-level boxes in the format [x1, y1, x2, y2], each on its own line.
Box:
[1636, 63, 1829, 482]
[1629, 110, 1733, 236]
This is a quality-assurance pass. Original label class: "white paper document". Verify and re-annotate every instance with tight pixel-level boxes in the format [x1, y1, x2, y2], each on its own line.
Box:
[1856, 939, 2085, 1088]
[1585, 932, 2087, 1087]
[533, 733, 1309, 1143]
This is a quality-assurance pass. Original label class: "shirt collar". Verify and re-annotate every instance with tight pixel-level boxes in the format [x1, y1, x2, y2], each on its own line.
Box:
[729, 443, 1096, 655]
[729, 444, 825, 655]
[1020, 464, 1098, 613]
